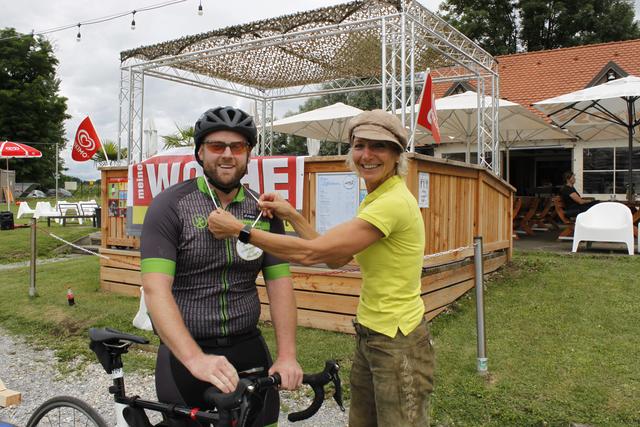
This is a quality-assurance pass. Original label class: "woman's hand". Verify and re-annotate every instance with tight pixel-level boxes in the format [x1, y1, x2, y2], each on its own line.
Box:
[259, 192, 296, 220]
[208, 209, 244, 239]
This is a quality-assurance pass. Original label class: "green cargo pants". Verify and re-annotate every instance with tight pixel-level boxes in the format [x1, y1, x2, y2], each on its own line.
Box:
[348, 318, 435, 427]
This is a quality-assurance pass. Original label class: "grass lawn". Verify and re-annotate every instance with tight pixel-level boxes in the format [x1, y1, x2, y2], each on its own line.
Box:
[0, 198, 98, 264]
[0, 251, 639, 425]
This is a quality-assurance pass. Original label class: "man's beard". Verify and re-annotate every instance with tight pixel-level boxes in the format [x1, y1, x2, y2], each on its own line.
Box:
[203, 162, 247, 194]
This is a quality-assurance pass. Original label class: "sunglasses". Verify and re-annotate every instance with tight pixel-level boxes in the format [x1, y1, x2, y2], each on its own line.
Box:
[203, 141, 248, 155]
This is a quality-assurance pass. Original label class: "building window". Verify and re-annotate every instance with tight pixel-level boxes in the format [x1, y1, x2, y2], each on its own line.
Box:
[583, 147, 640, 194]
[442, 152, 466, 162]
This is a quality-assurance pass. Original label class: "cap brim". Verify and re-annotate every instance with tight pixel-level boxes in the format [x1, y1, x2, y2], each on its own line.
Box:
[352, 126, 403, 150]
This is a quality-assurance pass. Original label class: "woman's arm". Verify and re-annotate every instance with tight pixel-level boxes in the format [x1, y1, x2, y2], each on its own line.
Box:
[258, 193, 320, 240]
[208, 209, 383, 267]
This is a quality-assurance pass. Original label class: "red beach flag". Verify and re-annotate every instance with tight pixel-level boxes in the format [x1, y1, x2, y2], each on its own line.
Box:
[72, 116, 102, 161]
[416, 71, 441, 144]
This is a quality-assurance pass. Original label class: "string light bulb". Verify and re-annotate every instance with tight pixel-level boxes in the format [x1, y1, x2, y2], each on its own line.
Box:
[198, 0, 203, 16]
[131, 11, 136, 30]
[76, 24, 81, 42]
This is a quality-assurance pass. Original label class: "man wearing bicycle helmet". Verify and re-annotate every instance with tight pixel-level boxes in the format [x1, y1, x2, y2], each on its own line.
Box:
[141, 106, 303, 427]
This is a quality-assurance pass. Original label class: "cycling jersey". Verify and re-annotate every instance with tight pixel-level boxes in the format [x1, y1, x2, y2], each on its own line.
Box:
[140, 176, 291, 339]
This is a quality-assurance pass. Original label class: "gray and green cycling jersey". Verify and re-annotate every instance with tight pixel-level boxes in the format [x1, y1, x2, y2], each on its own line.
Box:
[140, 176, 290, 339]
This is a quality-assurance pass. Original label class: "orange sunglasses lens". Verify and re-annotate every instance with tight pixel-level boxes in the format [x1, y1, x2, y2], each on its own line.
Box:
[204, 141, 248, 155]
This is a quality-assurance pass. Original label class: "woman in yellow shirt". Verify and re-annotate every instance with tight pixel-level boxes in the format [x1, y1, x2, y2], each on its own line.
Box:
[208, 110, 435, 427]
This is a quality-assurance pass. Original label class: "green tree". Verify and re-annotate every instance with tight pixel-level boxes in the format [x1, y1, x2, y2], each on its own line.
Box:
[439, 0, 518, 55]
[438, 0, 640, 54]
[92, 140, 128, 166]
[0, 28, 69, 187]
[162, 124, 194, 148]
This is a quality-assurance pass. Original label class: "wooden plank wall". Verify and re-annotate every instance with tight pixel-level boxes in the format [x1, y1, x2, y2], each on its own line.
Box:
[99, 248, 142, 297]
[257, 253, 508, 334]
[98, 156, 514, 334]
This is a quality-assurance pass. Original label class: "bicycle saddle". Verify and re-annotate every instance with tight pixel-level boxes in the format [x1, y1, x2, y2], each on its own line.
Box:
[89, 327, 149, 345]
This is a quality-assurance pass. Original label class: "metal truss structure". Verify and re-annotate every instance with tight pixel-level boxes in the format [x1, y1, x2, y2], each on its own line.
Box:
[118, 0, 500, 173]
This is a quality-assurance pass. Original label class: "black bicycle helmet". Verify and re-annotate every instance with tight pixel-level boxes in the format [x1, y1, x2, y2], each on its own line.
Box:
[193, 106, 257, 165]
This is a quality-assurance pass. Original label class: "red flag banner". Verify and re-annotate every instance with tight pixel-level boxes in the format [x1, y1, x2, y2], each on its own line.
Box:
[416, 72, 441, 144]
[72, 116, 102, 161]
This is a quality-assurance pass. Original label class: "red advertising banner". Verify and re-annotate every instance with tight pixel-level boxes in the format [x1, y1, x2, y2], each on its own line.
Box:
[126, 147, 304, 234]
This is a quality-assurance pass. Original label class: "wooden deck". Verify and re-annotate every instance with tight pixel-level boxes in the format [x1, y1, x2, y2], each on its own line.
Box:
[99, 154, 514, 333]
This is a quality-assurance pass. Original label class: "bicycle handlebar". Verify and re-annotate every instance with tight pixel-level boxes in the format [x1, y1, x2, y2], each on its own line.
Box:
[204, 360, 344, 425]
[88, 328, 344, 426]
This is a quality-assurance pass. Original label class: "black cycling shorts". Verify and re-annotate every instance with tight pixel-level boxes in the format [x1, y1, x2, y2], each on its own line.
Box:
[155, 329, 278, 427]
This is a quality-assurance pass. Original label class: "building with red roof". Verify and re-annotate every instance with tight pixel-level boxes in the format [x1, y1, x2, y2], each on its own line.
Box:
[432, 38, 640, 198]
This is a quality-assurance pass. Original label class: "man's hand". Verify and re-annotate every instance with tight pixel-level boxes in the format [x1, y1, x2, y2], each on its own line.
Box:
[185, 353, 240, 393]
[208, 208, 244, 239]
[258, 193, 296, 221]
[269, 356, 303, 390]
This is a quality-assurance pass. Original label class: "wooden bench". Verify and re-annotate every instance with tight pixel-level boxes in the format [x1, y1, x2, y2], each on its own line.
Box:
[47, 214, 97, 227]
[531, 197, 559, 231]
[514, 196, 540, 236]
[512, 197, 523, 240]
[552, 196, 575, 239]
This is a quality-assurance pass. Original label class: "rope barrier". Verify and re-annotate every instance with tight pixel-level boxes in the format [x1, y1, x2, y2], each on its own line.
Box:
[33, 222, 477, 276]
[422, 244, 476, 261]
[35, 225, 110, 260]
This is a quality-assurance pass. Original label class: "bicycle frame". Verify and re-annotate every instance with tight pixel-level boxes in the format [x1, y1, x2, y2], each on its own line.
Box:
[89, 327, 344, 427]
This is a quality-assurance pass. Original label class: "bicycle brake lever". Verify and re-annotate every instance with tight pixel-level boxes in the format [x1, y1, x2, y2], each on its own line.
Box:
[330, 366, 345, 412]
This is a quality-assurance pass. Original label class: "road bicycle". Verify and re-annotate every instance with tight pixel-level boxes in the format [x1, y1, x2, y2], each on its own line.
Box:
[26, 327, 344, 427]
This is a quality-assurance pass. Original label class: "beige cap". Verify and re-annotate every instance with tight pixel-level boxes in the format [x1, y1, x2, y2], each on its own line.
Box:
[347, 109, 408, 150]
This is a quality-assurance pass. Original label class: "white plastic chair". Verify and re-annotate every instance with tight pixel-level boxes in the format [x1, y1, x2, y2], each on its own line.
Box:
[78, 200, 99, 215]
[57, 201, 84, 224]
[33, 202, 60, 221]
[572, 202, 634, 255]
[16, 202, 36, 219]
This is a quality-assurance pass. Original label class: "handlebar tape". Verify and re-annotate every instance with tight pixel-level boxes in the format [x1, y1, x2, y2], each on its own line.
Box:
[287, 372, 328, 422]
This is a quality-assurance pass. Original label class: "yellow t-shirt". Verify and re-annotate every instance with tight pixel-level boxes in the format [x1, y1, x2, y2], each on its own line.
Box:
[354, 175, 425, 338]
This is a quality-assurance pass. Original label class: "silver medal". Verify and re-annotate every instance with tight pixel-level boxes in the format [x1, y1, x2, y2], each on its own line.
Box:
[236, 240, 263, 261]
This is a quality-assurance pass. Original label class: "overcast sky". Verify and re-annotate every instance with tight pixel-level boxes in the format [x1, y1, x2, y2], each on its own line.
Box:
[4, 0, 431, 180]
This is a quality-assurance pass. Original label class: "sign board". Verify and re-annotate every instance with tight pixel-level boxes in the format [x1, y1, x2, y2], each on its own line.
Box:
[315, 172, 361, 235]
[418, 172, 430, 208]
[64, 181, 78, 191]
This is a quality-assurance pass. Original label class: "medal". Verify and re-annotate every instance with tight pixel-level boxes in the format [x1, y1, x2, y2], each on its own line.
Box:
[236, 240, 263, 260]
[206, 181, 265, 260]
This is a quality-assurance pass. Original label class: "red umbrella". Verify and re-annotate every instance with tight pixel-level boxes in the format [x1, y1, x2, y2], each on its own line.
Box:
[0, 141, 42, 210]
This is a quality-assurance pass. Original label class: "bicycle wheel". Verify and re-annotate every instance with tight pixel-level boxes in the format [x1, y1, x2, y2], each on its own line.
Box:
[26, 396, 108, 427]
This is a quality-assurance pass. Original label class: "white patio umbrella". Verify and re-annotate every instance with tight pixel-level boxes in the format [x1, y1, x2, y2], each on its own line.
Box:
[407, 90, 570, 145]
[271, 102, 363, 154]
[400, 91, 571, 175]
[534, 75, 640, 201]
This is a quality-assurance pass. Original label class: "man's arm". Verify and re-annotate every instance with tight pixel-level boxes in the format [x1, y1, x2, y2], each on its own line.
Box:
[264, 276, 303, 390]
[142, 272, 239, 393]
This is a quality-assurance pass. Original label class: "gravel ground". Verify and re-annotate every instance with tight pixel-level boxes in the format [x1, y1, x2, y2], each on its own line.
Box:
[0, 331, 348, 426]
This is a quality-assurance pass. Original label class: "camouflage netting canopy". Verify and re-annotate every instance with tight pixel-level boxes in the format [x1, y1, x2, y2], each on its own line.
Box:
[120, 0, 487, 91]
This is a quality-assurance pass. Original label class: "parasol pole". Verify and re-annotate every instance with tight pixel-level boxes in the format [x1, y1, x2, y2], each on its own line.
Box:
[100, 140, 110, 166]
[6, 158, 9, 211]
[55, 143, 59, 208]
[627, 99, 634, 202]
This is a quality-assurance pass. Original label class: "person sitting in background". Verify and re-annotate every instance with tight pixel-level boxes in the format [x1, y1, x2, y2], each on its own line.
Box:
[560, 171, 598, 217]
